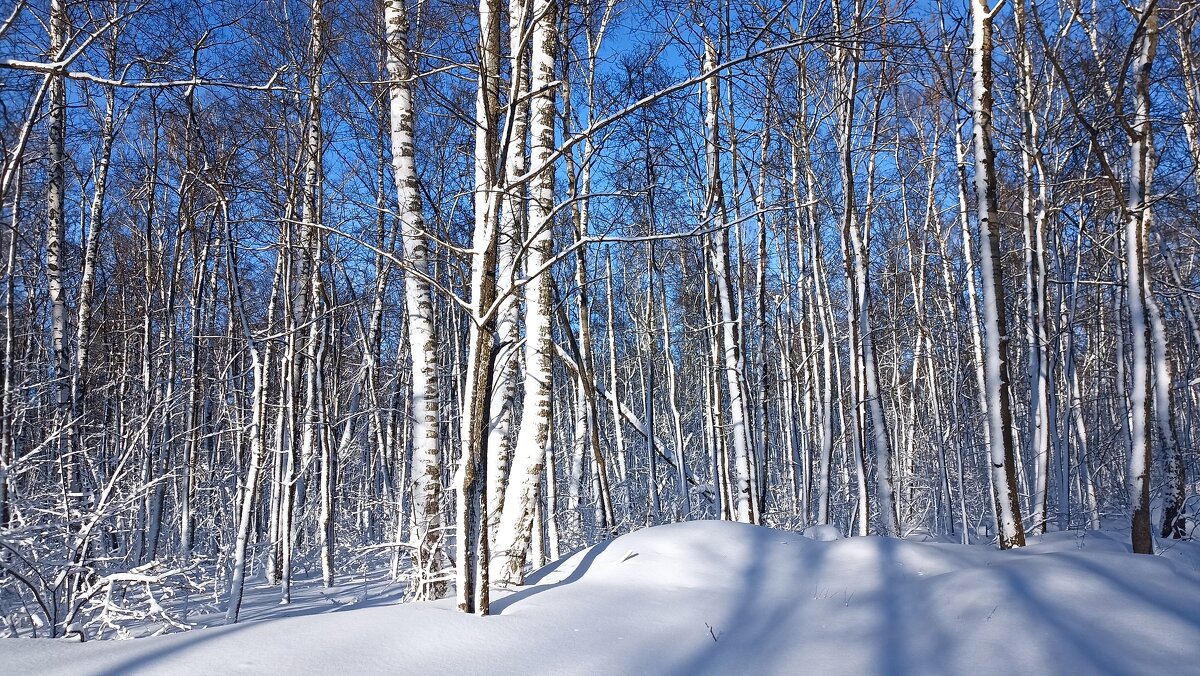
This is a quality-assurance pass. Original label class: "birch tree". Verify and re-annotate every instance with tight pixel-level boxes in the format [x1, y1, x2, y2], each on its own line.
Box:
[492, 0, 560, 586]
[457, 0, 502, 614]
[970, 0, 1026, 550]
[703, 35, 757, 525]
[385, 0, 448, 599]
[1122, 1, 1159, 555]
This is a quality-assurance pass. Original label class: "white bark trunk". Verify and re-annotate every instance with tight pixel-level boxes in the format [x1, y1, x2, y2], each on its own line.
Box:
[492, 0, 558, 584]
[970, 0, 1025, 549]
[385, 0, 448, 600]
[703, 36, 756, 525]
[1125, 1, 1158, 555]
[486, 0, 529, 545]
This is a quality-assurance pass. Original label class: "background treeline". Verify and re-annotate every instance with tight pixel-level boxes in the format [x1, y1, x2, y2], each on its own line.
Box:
[0, 0, 1197, 637]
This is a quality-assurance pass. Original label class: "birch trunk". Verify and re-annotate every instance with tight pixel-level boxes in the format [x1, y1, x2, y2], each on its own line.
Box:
[1013, 0, 1053, 534]
[72, 73, 116, 467]
[605, 255, 629, 498]
[486, 0, 529, 544]
[642, 246, 659, 523]
[457, 0, 502, 612]
[223, 200, 269, 625]
[297, 0, 331, 586]
[1154, 280, 1186, 539]
[805, 139, 836, 527]
[491, 0, 558, 586]
[46, 0, 71, 505]
[970, 0, 1026, 549]
[661, 287, 690, 519]
[703, 36, 756, 524]
[385, 0, 448, 600]
[1125, 1, 1159, 555]
[0, 167, 19, 529]
[562, 34, 614, 533]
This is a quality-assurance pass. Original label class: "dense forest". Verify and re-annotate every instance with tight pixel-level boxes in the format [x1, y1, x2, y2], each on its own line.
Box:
[1, 0, 1197, 638]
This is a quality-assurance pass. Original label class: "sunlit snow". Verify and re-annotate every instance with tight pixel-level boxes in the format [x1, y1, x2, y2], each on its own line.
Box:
[5, 520, 1199, 675]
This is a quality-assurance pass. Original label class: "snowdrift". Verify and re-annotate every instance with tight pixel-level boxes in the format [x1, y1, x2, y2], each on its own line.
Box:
[4, 521, 1200, 675]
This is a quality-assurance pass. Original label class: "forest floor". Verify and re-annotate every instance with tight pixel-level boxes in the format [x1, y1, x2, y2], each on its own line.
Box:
[4, 520, 1200, 675]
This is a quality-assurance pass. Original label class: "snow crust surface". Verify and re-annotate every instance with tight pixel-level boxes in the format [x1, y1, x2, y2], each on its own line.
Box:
[5, 521, 1200, 675]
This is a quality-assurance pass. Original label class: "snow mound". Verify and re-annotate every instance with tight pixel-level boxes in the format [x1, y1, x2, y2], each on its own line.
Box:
[803, 523, 843, 541]
[5, 520, 1200, 675]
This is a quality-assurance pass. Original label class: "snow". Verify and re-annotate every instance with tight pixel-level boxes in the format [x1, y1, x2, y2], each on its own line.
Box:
[5, 521, 1200, 675]
[803, 523, 843, 541]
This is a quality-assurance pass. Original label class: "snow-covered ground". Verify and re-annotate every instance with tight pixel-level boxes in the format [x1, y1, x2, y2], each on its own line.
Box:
[5, 521, 1200, 675]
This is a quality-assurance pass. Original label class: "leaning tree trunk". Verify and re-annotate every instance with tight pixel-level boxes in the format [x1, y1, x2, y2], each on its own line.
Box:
[223, 200, 271, 626]
[72, 70, 116, 468]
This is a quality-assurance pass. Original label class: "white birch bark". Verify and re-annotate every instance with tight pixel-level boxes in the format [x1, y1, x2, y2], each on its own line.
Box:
[296, 0, 331, 587]
[223, 201, 269, 626]
[0, 167, 17, 528]
[1148, 290, 1184, 537]
[1152, 257, 1186, 537]
[72, 76, 115, 447]
[858, 90, 898, 537]
[703, 36, 756, 525]
[1012, 0, 1053, 534]
[660, 287, 690, 518]
[560, 35, 614, 533]
[604, 254, 629, 495]
[1124, 1, 1159, 555]
[486, 0, 529, 545]
[641, 248, 659, 523]
[46, 0, 70, 501]
[492, 0, 558, 584]
[832, 11, 870, 537]
[803, 136, 836, 527]
[384, 0, 448, 600]
[970, 0, 1026, 549]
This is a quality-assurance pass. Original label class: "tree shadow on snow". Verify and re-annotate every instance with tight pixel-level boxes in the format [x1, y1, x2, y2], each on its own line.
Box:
[663, 534, 954, 676]
[86, 619, 258, 676]
[490, 538, 615, 615]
